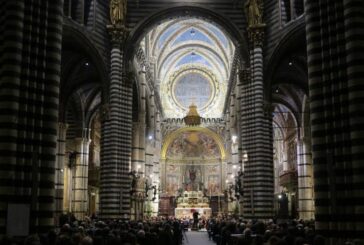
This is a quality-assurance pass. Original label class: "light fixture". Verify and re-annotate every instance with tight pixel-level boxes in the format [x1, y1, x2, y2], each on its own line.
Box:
[149, 174, 153, 178]
[85, 62, 89, 66]
[278, 194, 282, 199]
[148, 135, 153, 140]
[60, 169, 64, 173]
[288, 62, 293, 66]
[232, 135, 237, 143]
[233, 165, 237, 169]
[137, 164, 141, 170]
[275, 87, 279, 93]
[225, 180, 229, 183]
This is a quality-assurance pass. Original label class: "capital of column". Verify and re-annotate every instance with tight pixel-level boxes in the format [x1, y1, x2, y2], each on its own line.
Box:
[247, 25, 265, 48]
[107, 25, 129, 47]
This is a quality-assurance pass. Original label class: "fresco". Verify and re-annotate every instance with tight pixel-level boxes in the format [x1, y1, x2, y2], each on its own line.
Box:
[166, 131, 220, 159]
[207, 175, 220, 195]
[166, 165, 181, 195]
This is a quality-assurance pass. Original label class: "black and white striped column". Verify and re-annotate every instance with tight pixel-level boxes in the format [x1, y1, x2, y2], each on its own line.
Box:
[296, 137, 314, 220]
[0, 1, 63, 233]
[100, 26, 132, 219]
[305, 0, 364, 240]
[55, 123, 68, 224]
[72, 128, 91, 220]
[240, 26, 274, 219]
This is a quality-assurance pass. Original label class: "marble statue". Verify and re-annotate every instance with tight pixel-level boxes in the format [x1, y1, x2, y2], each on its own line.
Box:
[110, 0, 126, 25]
[245, 0, 263, 27]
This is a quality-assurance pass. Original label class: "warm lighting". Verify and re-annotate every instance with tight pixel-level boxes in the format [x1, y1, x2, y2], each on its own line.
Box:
[91, 192, 96, 196]
[183, 103, 201, 126]
[137, 164, 141, 170]
[225, 180, 229, 183]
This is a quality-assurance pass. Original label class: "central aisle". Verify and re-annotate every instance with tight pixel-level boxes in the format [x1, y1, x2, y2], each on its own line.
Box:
[184, 231, 215, 245]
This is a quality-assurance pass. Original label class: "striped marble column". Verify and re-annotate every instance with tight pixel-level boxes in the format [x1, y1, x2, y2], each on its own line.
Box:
[100, 26, 132, 219]
[0, 1, 63, 233]
[71, 128, 91, 220]
[240, 25, 274, 219]
[55, 123, 68, 224]
[305, 0, 364, 240]
[297, 137, 314, 220]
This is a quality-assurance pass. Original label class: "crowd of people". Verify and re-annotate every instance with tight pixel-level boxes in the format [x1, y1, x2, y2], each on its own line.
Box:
[0, 214, 362, 245]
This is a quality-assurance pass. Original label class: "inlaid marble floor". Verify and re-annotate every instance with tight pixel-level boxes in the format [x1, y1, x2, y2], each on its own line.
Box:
[183, 231, 215, 245]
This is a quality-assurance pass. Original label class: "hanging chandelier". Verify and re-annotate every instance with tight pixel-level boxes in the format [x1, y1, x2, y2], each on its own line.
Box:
[184, 103, 201, 126]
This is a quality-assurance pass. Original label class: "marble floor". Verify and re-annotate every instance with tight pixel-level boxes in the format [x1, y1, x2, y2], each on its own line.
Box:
[183, 231, 215, 245]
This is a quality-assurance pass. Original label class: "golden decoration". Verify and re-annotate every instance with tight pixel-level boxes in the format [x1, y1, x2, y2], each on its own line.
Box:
[184, 103, 201, 126]
[245, 0, 264, 28]
[110, 0, 127, 26]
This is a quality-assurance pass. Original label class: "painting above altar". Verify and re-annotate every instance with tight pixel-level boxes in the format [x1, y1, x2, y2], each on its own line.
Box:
[166, 131, 220, 159]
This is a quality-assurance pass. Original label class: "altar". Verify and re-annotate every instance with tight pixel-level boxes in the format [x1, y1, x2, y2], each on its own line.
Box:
[175, 190, 212, 219]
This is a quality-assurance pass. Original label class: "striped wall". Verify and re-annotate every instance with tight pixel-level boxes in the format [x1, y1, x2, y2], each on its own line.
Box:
[305, 0, 364, 239]
[0, 1, 63, 233]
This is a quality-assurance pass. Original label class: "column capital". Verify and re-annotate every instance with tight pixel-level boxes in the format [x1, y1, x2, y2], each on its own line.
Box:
[247, 25, 266, 47]
[107, 25, 129, 47]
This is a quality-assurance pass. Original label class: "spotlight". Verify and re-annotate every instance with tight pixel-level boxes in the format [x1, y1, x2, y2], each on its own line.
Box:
[288, 62, 292, 66]
[85, 62, 89, 66]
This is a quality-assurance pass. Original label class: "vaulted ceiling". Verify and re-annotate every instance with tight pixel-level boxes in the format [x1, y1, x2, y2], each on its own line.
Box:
[143, 18, 235, 118]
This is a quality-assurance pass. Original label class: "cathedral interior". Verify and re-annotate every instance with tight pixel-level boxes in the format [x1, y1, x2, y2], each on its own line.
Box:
[0, 0, 364, 243]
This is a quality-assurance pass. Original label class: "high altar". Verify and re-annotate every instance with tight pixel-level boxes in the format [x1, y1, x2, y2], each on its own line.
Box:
[175, 190, 212, 219]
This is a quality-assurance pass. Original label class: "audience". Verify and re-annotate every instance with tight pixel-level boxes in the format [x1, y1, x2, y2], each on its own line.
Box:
[0, 213, 354, 245]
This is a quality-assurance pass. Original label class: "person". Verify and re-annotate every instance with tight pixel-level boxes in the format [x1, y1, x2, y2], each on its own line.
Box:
[110, 0, 126, 25]
[192, 211, 199, 230]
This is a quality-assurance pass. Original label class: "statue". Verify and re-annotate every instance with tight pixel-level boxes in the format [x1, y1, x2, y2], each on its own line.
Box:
[110, 0, 126, 26]
[245, 0, 263, 27]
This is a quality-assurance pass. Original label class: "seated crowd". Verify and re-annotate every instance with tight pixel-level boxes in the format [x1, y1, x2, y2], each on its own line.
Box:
[0, 214, 362, 245]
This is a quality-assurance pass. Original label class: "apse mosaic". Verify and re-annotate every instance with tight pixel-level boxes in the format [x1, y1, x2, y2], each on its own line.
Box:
[166, 131, 220, 159]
